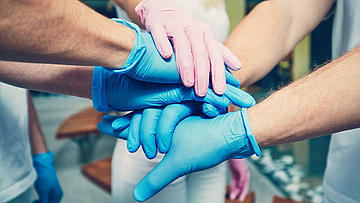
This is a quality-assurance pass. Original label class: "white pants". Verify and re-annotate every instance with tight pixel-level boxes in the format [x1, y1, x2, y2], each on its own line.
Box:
[5, 188, 32, 203]
[112, 139, 227, 203]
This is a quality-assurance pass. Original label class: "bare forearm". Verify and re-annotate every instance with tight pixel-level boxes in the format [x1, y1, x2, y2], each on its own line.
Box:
[249, 45, 360, 147]
[112, 0, 143, 27]
[28, 92, 48, 155]
[0, 0, 135, 67]
[224, 0, 334, 87]
[0, 61, 93, 99]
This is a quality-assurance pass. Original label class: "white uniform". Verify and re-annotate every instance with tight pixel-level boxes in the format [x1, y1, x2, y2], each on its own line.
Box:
[323, 1, 360, 202]
[0, 83, 35, 203]
[112, 1, 229, 202]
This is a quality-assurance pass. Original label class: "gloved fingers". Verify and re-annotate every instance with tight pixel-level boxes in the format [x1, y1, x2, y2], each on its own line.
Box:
[150, 24, 173, 58]
[225, 70, 240, 87]
[186, 28, 210, 97]
[97, 117, 129, 140]
[111, 112, 133, 130]
[205, 32, 226, 95]
[172, 30, 194, 87]
[140, 107, 163, 159]
[229, 181, 241, 200]
[224, 85, 256, 108]
[37, 192, 49, 203]
[238, 179, 250, 202]
[49, 188, 63, 203]
[202, 103, 227, 117]
[127, 110, 143, 153]
[133, 155, 180, 202]
[218, 41, 242, 71]
[200, 88, 230, 108]
[156, 102, 199, 153]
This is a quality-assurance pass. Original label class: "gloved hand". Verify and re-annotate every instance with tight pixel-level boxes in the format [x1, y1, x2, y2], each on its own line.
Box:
[111, 88, 255, 159]
[98, 108, 261, 202]
[92, 66, 254, 113]
[32, 151, 63, 203]
[228, 159, 250, 202]
[135, 0, 242, 96]
[106, 19, 241, 89]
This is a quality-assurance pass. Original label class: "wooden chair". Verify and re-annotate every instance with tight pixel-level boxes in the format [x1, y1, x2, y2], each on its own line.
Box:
[81, 156, 255, 203]
[55, 106, 105, 163]
[272, 196, 310, 203]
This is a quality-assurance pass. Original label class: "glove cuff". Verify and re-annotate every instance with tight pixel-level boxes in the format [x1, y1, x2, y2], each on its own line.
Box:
[92, 66, 110, 113]
[32, 151, 54, 166]
[240, 108, 261, 156]
[105, 19, 146, 73]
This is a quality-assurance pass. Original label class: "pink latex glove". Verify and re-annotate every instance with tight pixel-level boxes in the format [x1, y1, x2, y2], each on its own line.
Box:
[135, 0, 242, 97]
[228, 159, 250, 202]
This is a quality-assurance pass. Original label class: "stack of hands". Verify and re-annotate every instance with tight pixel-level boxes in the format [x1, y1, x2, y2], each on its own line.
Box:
[91, 0, 261, 201]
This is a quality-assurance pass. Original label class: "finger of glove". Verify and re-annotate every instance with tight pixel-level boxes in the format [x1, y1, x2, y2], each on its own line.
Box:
[186, 28, 209, 97]
[156, 102, 198, 153]
[140, 108, 162, 159]
[225, 70, 240, 87]
[218, 42, 242, 71]
[229, 181, 241, 200]
[202, 103, 226, 117]
[172, 31, 194, 87]
[111, 113, 133, 130]
[150, 24, 173, 58]
[224, 85, 256, 108]
[205, 32, 226, 95]
[133, 155, 180, 202]
[200, 88, 230, 108]
[239, 179, 250, 202]
[127, 110, 142, 153]
[97, 120, 129, 140]
[37, 192, 49, 203]
[49, 188, 63, 203]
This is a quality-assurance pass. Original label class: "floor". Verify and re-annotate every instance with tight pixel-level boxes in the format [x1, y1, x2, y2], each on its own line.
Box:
[32, 95, 284, 203]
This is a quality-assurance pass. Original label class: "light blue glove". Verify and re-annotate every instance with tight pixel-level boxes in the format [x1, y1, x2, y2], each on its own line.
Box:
[105, 19, 241, 88]
[112, 86, 255, 159]
[91, 67, 253, 113]
[97, 107, 261, 202]
[32, 151, 63, 203]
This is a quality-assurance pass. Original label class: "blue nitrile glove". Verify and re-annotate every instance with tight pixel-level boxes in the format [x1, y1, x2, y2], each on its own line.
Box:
[91, 67, 252, 113]
[112, 85, 255, 158]
[32, 151, 63, 203]
[97, 107, 261, 202]
[105, 19, 240, 89]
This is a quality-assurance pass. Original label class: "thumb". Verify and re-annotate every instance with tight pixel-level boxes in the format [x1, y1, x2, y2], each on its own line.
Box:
[133, 155, 180, 201]
[229, 182, 241, 200]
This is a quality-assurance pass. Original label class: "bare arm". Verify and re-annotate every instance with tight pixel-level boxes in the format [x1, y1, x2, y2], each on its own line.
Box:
[249, 45, 360, 147]
[0, 61, 93, 99]
[112, 0, 143, 27]
[28, 91, 47, 155]
[0, 0, 135, 68]
[224, 0, 335, 87]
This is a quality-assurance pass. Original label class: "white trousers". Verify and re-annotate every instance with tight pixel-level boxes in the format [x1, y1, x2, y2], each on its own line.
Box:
[112, 139, 227, 203]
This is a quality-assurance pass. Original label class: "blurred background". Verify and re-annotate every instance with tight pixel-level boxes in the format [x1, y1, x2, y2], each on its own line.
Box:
[30, 0, 334, 202]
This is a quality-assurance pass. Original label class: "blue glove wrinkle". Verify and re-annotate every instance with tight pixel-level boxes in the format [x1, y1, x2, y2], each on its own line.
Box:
[140, 108, 162, 159]
[127, 110, 143, 153]
[92, 67, 110, 113]
[105, 19, 146, 73]
[202, 103, 227, 117]
[240, 108, 261, 156]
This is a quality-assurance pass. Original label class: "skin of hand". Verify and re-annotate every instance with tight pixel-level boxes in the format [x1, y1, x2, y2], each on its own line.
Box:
[134, 0, 243, 96]
[111, 90, 255, 159]
[228, 159, 250, 201]
[97, 107, 260, 201]
[0, 0, 135, 68]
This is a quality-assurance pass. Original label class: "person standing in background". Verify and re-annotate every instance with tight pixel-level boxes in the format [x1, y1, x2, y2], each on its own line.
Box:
[110, 0, 250, 202]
